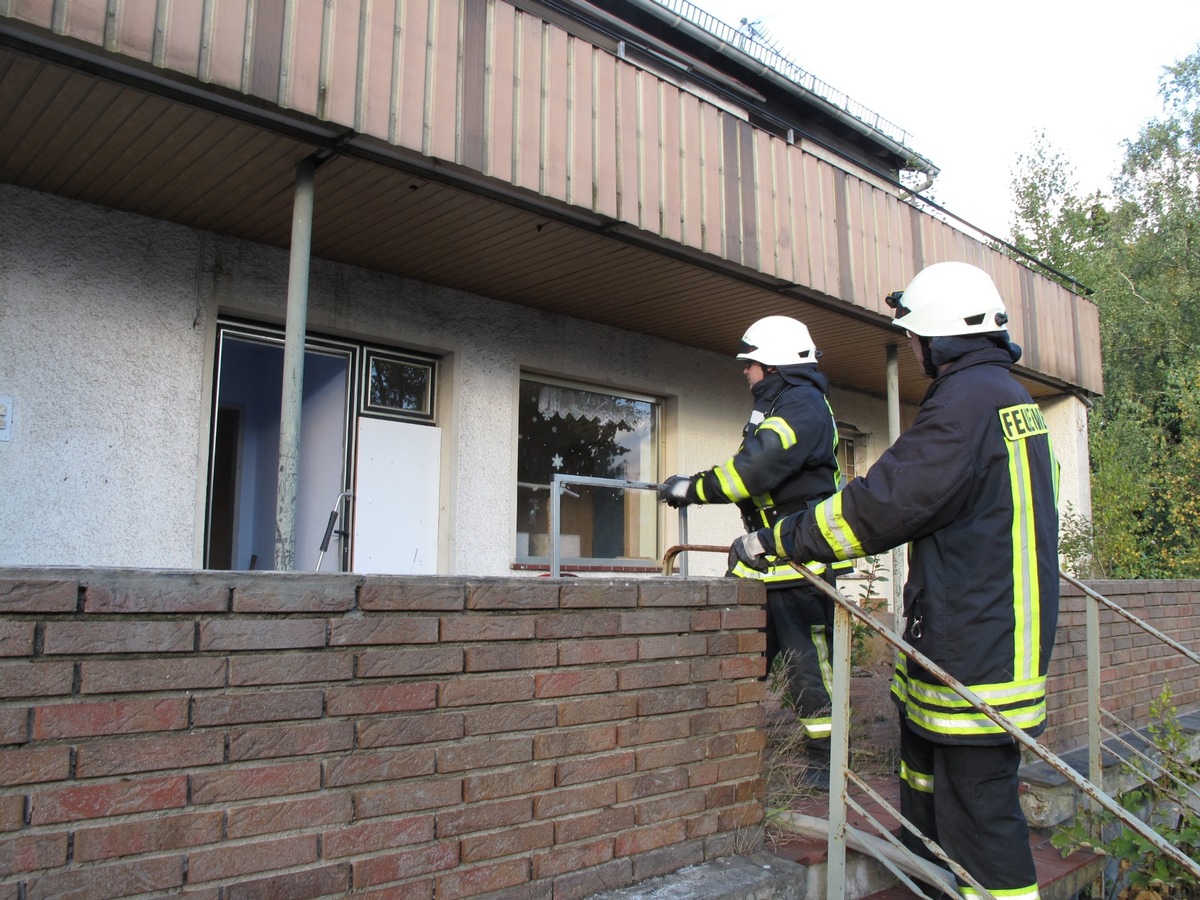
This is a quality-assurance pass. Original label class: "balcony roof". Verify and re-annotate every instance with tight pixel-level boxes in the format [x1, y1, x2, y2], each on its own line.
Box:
[0, 6, 1100, 405]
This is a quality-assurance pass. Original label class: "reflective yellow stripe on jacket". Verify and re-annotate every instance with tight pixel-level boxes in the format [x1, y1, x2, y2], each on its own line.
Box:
[812, 492, 865, 560]
[702, 416, 798, 504]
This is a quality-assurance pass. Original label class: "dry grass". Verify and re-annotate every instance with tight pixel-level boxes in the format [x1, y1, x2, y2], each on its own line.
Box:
[759, 634, 901, 848]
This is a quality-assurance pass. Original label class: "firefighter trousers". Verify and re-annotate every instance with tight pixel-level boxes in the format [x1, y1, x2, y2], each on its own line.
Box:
[765, 572, 835, 750]
[898, 716, 1040, 898]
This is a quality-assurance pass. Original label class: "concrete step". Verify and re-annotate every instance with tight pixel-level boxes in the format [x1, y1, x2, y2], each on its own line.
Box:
[768, 772, 1106, 900]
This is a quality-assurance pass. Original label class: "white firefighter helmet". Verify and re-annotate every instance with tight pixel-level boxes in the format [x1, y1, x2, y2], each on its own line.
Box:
[736, 316, 818, 366]
[887, 262, 1009, 337]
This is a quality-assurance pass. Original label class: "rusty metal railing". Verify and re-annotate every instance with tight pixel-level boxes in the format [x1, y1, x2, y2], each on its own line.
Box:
[799, 565, 1200, 898]
[655, 545, 1200, 897]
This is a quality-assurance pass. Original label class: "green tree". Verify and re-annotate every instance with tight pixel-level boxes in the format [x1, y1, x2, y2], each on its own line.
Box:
[1009, 42, 1200, 577]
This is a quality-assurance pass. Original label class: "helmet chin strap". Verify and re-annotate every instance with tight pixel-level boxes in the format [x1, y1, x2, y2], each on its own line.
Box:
[918, 336, 938, 379]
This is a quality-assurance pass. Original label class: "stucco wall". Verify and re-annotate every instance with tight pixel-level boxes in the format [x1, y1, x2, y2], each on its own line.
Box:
[0, 188, 205, 567]
[1, 185, 753, 573]
[0, 184, 1092, 575]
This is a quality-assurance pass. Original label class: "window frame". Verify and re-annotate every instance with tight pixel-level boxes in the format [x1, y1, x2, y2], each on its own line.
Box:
[514, 374, 662, 572]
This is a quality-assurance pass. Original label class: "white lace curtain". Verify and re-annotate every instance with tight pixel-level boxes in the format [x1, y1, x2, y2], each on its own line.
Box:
[536, 385, 651, 431]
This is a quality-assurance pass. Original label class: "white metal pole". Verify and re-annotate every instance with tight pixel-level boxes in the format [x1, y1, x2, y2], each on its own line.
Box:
[274, 156, 317, 571]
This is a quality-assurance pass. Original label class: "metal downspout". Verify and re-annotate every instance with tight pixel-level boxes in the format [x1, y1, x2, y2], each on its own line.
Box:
[886, 344, 905, 630]
[274, 156, 318, 571]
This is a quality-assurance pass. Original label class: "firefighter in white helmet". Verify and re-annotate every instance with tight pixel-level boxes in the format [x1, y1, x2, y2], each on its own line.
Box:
[659, 315, 851, 778]
[732, 262, 1060, 897]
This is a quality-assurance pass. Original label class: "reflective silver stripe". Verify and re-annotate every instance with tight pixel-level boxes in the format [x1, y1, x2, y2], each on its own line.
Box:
[907, 676, 1046, 709]
[801, 718, 833, 738]
[962, 885, 1040, 900]
[904, 699, 1047, 736]
[814, 493, 863, 559]
[1007, 436, 1038, 682]
[900, 761, 934, 793]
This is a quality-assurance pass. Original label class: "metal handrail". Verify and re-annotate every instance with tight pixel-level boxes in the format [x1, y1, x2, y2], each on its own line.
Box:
[648, 0, 913, 149]
[548, 474, 688, 577]
[792, 563, 1200, 897]
[654, 549, 1200, 894]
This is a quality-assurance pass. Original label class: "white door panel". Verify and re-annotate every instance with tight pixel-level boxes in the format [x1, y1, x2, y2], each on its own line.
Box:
[353, 417, 440, 573]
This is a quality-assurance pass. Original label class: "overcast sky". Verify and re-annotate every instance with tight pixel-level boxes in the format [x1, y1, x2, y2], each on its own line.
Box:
[691, 0, 1200, 241]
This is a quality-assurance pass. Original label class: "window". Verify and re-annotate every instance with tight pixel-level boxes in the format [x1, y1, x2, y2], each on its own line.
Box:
[362, 350, 436, 421]
[515, 377, 659, 568]
[835, 423, 863, 486]
[205, 321, 439, 573]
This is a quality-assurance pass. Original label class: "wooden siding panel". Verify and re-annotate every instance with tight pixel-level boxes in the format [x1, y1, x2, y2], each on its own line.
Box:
[8, 0, 52, 29]
[427, 0, 459, 160]
[484, 0, 515, 182]
[787, 147, 816, 289]
[697, 103, 722, 257]
[659, 83, 681, 244]
[817, 157, 841, 297]
[614, 61, 638, 226]
[395, 0, 431, 151]
[843, 175, 868, 306]
[111, 0, 157, 62]
[512, 11, 542, 191]
[678, 93, 702, 251]
[798, 153, 822, 294]
[207, 0, 250, 91]
[877, 194, 911, 305]
[541, 25, 568, 198]
[324, 0, 363, 127]
[359, 0, 397, 140]
[738, 119, 757, 270]
[860, 184, 883, 311]
[566, 38, 593, 210]
[163, 0, 205, 82]
[286, 2, 323, 117]
[752, 130, 777, 280]
[460, 0, 487, 171]
[774, 138, 797, 284]
[60, 0, 105, 45]
[639, 72, 662, 235]
[1077, 297, 1102, 391]
[248, 0, 285, 102]
[719, 113, 740, 264]
[591, 50, 618, 219]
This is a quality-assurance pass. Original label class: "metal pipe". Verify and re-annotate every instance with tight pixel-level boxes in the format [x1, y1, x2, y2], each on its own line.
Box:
[677, 507, 689, 576]
[273, 156, 317, 571]
[886, 343, 906, 632]
[826, 601, 852, 898]
[1064, 572, 1200, 666]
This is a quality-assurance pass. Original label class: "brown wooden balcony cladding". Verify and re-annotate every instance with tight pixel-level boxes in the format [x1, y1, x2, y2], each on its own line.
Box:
[0, 0, 1101, 394]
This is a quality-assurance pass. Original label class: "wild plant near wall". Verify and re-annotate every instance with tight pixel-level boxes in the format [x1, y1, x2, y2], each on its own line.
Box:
[1052, 684, 1200, 898]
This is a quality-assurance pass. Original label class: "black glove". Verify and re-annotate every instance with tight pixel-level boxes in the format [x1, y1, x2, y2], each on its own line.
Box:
[658, 475, 696, 508]
[728, 530, 772, 573]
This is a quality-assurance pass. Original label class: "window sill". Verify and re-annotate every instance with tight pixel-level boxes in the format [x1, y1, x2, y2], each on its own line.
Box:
[511, 562, 672, 574]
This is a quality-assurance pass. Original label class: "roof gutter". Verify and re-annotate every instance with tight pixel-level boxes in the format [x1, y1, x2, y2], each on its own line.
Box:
[616, 0, 940, 178]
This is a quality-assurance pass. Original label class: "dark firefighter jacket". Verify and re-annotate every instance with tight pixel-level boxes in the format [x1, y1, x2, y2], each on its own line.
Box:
[765, 336, 1061, 743]
[690, 364, 847, 584]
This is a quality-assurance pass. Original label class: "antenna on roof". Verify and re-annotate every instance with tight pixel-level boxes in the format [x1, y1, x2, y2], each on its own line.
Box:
[736, 17, 783, 54]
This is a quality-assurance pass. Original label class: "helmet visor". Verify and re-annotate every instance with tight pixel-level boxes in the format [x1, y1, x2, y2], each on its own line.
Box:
[736, 339, 759, 359]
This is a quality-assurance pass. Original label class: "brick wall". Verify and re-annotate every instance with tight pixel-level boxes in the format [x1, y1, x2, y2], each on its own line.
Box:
[1042, 579, 1200, 753]
[0, 569, 768, 899]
